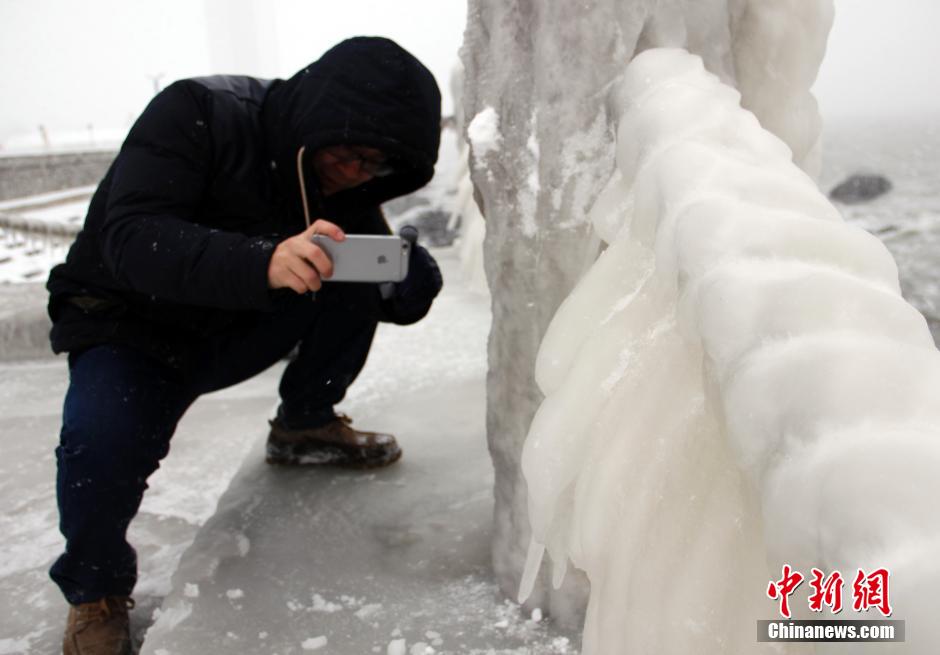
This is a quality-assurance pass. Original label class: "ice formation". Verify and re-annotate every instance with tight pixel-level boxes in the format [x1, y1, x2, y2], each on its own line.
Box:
[449, 61, 488, 294]
[451, 148, 488, 293]
[462, 0, 836, 625]
[518, 47, 940, 653]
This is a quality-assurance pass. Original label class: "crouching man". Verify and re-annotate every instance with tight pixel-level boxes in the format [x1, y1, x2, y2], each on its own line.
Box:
[46, 37, 443, 654]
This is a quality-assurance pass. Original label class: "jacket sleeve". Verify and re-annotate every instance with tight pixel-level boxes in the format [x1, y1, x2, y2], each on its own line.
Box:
[100, 80, 279, 311]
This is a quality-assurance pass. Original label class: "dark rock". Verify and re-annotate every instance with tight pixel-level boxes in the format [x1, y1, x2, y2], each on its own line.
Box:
[407, 209, 457, 247]
[829, 174, 893, 204]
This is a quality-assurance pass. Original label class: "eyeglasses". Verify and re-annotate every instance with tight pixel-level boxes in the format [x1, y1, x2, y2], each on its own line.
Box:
[322, 147, 395, 178]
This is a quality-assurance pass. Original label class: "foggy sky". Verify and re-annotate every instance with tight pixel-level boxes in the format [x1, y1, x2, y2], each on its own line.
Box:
[0, 0, 937, 149]
[813, 0, 940, 121]
[0, 0, 467, 149]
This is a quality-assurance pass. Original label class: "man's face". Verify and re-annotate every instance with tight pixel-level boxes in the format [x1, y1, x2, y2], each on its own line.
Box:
[311, 145, 389, 196]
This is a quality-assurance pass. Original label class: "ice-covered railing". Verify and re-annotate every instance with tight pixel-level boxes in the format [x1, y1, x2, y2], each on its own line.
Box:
[0, 188, 89, 283]
[0, 212, 80, 239]
[519, 49, 940, 654]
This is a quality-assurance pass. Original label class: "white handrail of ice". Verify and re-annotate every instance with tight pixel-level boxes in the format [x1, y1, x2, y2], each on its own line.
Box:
[519, 48, 940, 654]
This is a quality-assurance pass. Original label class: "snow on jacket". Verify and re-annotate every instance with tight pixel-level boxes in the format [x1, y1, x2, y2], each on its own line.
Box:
[46, 37, 442, 365]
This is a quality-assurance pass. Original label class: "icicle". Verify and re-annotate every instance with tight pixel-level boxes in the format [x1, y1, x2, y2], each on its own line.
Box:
[551, 556, 568, 590]
[517, 538, 545, 603]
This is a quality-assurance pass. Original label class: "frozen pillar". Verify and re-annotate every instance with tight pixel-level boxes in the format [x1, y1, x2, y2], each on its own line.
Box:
[461, 0, 833, 624]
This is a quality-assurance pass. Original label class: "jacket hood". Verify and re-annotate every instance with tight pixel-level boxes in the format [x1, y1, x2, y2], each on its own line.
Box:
[263, 36, 442, 219]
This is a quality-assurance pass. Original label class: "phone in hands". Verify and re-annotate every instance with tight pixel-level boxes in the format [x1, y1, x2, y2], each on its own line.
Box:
[311, 234, 411, 283]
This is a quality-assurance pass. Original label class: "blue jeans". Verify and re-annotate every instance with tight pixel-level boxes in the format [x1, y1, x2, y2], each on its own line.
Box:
[50, 285, 379, 604]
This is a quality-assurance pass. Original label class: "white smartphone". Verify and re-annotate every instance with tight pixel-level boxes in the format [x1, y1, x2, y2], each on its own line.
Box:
[311, 234, 411, 283]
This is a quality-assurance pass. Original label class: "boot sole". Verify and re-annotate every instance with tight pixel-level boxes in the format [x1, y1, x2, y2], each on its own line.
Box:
[265, 443, 403, 469]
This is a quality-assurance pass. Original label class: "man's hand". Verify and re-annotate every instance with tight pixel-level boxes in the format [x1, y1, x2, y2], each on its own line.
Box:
[267, 220, 345, 293]
[384, 235, 443, 324]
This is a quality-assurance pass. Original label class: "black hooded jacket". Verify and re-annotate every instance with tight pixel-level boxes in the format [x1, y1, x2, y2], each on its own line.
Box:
[46, 37, 441, 363]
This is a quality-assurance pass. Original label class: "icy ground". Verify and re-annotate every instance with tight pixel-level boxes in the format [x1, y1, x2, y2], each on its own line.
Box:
[0, 248, 577, 655]
[0, 356, 290, 653]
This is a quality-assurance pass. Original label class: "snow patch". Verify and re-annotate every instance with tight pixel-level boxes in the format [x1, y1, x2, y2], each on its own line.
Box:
[0, 636, 33, 654]
[150, 600, 193, 632]
[301, 635, 328, 650]
[311, 593, 343, 613]
[467, 107, 501, 161]
[355, 603, 383, 620]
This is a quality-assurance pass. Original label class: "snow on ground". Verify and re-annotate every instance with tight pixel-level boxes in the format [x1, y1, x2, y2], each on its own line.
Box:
[0, 186, 95, 214]
[0, 234, 72, 284]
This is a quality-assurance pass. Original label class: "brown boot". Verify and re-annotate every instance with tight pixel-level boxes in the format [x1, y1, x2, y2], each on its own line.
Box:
[266, 414, 402, 468]
[62, 596, 134, 655]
